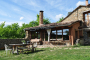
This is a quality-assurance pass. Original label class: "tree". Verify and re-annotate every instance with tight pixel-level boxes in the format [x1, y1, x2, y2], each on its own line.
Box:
[57, 17, 64, 23]
[0, 22, 6, 38]
[0, 14, 51, 39]
[36, 14, 51, 25]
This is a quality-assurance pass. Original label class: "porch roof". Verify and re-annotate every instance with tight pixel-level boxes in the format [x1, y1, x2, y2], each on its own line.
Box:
[24, 20, 81, 31]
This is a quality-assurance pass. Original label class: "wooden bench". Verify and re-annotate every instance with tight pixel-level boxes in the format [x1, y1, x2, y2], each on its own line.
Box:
[17, 46, 33, 54]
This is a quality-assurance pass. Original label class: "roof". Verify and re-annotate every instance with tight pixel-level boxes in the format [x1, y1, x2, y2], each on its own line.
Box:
[24, 20, 81, 31]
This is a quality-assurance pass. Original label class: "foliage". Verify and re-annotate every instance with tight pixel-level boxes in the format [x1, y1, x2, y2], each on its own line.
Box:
[65, 30, 69, 36]
[36, 14, 51, 25]
[0, 14, 51, 39]
[73, 43, 81, 47]
[21, 40, 26, 44]
[57, 17, 64, 23]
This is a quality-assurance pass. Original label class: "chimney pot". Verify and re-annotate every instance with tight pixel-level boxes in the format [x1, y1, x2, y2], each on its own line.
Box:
[40, 10, 43, 12]
[86, 0, 88, 6]
[39, 10, 44, 26]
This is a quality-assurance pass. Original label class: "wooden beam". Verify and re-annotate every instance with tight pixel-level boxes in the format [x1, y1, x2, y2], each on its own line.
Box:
[44, 31, 45, 45]
[69, 28, 71, 41]
[34, 32, 35, 38]
[72, 36, 74, 46]
[87, 13, 89, 26]
[40, 31, 42, 45]
[30, 31, 32, 39]
[62, 29, 63, 40]
[37, 32, 38, 38]
[71, 28, 74, 46]
[56, 30, 57, 41]
[52, 27, 71, 30]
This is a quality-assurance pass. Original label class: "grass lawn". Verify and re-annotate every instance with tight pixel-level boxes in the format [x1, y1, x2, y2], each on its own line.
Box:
[0, 46, 90, 60]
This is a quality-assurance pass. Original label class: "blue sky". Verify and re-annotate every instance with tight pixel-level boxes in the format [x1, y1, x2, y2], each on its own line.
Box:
[0, 0, 87, 26]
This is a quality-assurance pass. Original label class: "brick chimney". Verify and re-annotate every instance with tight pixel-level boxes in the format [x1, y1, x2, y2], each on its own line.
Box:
[39, 10, 43, 26]
[86, 0, 88, 6]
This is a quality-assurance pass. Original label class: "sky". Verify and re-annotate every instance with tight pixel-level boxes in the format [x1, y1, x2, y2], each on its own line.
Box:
[0, 0, 88, 26]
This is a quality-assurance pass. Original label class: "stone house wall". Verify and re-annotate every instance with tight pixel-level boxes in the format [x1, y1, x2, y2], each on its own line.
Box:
[62, 6, 90, 22]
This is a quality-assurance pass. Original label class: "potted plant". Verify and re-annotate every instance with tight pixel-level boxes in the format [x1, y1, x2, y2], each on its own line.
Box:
[21, 40, 26, 44]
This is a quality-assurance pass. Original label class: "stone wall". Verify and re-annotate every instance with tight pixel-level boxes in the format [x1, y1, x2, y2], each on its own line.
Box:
[0, 38, 29, 49]
[62, 6, 90, 22]
[83, 30, 90, 44]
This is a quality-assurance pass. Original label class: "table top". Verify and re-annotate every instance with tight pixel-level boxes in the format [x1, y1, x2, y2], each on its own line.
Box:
[9, 43, 33, 46]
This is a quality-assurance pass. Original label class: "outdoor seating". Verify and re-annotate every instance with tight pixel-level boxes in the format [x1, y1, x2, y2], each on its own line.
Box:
[9, 43, 34, 54]
[4, 44, 12, 55]
[17, 44, 33, 54]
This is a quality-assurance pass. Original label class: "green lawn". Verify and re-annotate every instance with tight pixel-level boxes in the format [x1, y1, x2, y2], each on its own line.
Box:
[0, 46, 90, 60]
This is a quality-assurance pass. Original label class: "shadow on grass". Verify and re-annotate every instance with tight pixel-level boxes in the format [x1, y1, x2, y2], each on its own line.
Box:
[24, 50, 45, 54]
[13, 50, 45, 55]
[72, 44, 90, 48]
[72, 45, 80, 47]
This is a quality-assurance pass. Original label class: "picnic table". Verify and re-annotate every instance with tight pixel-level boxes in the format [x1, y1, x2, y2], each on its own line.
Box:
[9, 43, 34, 54]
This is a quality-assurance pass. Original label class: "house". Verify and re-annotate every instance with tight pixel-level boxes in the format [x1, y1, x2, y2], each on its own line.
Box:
[24, 0, 90, 45]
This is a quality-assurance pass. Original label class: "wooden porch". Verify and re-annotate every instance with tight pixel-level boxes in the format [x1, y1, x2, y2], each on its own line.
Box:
[25, 20, 83, 46]
[27, 26, 72, 45]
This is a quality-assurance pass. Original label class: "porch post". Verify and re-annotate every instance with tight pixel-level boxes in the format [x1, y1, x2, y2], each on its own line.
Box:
[62, 29, 63, 40]
[44, 31, 45, 44]
[37, 32, 38, 38]
[56, 30, 57, 40]
[25, 30, 28, 39]
[40, 31, 43, 45]
[71, 28, 74, 46]
[69, 28, 71, 42]
[29, 31, 32, 42]
[87, 13, 89, 26]
[34, 32, 35, 38]
[47, 29, 51, 42]
[72, 36, 74, 46]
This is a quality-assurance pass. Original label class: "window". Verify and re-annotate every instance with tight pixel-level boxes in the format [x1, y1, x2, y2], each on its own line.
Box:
[84, 12, 90, 26]
[37, 32, 40, 39]
[57, 30, 62, 39]
[31, 31, 40, 39]
[85, 14, 87, 22]
[51, 30, 56, 39]
[63, 29, 69, 40]
[31, 32, 35, 39]
[87, 31, 90, 38]
[50, 29, 69, 40]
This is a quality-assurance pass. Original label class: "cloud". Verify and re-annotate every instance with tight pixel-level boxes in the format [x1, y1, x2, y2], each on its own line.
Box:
[76, 1, 85, 7]
[20, 17, 24, 20]
[18, 22, 24, 26]
[0, 21, 25, 26]
[66, 8, 74, 12]
[55, 14, 65, 21]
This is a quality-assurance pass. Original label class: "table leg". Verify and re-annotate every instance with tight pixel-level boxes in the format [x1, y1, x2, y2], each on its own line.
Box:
[12, 46, 15, 54]
[16, 46, 19, 55]
[32, 44, 34, 52]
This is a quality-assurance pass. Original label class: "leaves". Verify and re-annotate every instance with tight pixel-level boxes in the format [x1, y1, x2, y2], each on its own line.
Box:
[0, 14, 51, 38]
[57, 17, 64, 23]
